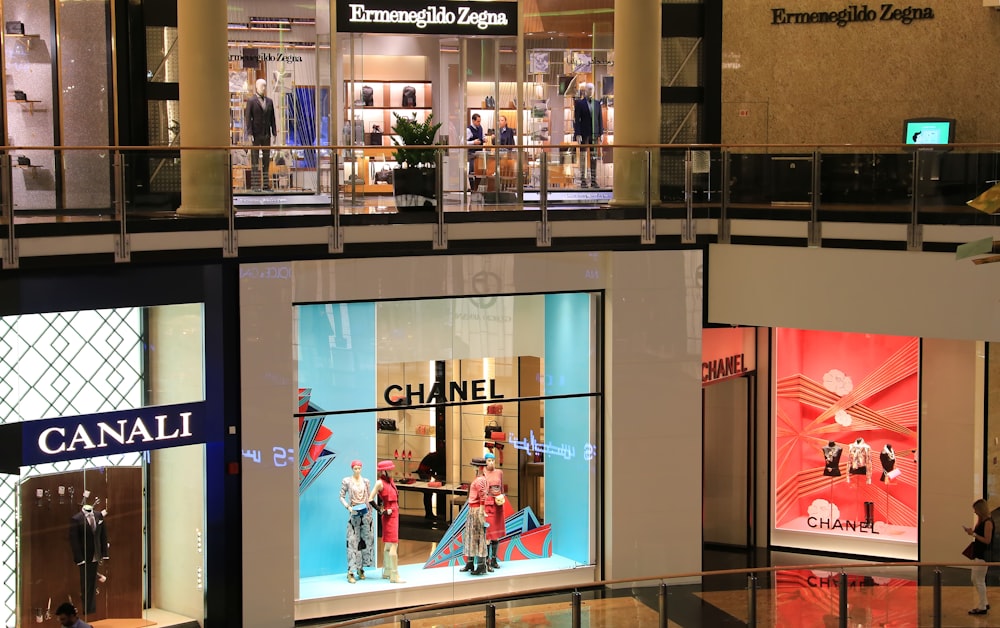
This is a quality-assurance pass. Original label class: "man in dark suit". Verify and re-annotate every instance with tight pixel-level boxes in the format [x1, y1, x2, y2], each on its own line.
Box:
[69, 505, 109, 614]
[246, 78, 277, 190]
[573, 82, 604, 188]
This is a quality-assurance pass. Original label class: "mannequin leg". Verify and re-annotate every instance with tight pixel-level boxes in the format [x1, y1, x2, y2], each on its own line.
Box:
[388, 543, 406, 583]
[489, 541, 501, 570]
[383, 545, 391, 579]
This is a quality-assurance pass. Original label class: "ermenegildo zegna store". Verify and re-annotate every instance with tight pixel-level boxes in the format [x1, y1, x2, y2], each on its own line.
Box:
[0, 304, 219, 628]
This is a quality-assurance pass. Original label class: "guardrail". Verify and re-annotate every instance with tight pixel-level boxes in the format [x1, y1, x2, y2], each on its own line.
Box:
[320, 560, 1000, 628]
[2, 143, 999, 268]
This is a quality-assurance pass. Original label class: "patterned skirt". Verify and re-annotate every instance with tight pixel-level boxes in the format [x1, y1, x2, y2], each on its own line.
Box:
[464, 506, 488, 558]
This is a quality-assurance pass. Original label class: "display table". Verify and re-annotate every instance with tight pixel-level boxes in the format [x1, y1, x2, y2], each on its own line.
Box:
[396, 480, 468, 523]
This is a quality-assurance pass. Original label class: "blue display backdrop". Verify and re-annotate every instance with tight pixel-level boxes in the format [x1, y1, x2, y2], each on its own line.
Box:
[543, 293, 592, 565]
[297, 303, 377, 578]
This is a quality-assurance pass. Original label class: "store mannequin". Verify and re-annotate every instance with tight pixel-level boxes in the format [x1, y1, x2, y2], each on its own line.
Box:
[69, 504, 109, 614]
[459, 457, 490, 576]
[848, 437, 872, 484]
[246, 78, 277, 191]
[821, 441, 843, 477]
[573, 82, 603, 188]
[483, 452, 506, 571]
[369, 460, 405, 583]
[339, 460, 374, 583]
[880, 443, 896, 484]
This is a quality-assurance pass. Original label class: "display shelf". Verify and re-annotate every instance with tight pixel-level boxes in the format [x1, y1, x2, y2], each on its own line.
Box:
[8, 99, 43, 114]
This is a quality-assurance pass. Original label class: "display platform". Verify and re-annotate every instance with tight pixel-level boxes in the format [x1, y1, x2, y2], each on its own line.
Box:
[296, 555, 594, 620]
[90, 608, 200, 628]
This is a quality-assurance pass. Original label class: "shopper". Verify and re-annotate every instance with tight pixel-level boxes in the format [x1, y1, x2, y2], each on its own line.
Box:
[459, 457, 490, 575]
[55, 602, 91, 628]
[370, 460, 405, 583]
[466, 114, 484, 192]
[965, 498, 994, 615]
[497, 116, 516, 146]
[483, 452, 506, 570]
[339, 460, 374, 583]
[415, 450, 445, 519]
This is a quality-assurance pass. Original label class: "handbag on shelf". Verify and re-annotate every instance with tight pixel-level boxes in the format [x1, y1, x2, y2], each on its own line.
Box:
[374, 168, 393, 184]
[401, 85, 417, 107]
[361, 85, 374, 107]
[16, 156, 30, 166]
[486, 403, 503, 415]
[377, 418, 398, 431]
[13, 90, 26, 101]
[963, 542, 976, 560]
[5, 21, 24, 35]
[484, 418, 502, 440]
[367, 124, 383, 146]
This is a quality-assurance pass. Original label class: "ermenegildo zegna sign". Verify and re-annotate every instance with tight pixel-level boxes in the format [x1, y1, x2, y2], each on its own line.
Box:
[0, 402, 207, 469]
[337, 0, 518, 35]
[771, 4, 934, 27]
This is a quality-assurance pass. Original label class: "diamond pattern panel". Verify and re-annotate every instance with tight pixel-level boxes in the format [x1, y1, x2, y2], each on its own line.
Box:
[0, 308, 144, 628]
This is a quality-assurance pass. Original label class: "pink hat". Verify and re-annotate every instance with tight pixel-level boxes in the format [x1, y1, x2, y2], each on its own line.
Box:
[377, 460, 395, 471]
[350, 460, 362, 469]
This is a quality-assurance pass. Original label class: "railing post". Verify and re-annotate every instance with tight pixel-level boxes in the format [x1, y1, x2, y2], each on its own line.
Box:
[433, 148, 447, 250]
[838, 571, 848, 628]
[719, 149, 731, 244]
[223, 149, 237, 258]
[658, 581, 668, 628]
[537, 148, 551, 247]
[571, 591, 581, 628]
[1, 153, 17, 269]
[399, 617, 410, 628]
[932, 568, 942, 628]
[908, 150, 923, 251]
[682, 148, 696, 244]
[113, 150, 131, 263]
[807, 149, 822, 248]
[641, 149, 655, 244]
[485, 603, 496, 628]
[747, 574, 757, 627]
[328, 152, 343, 254]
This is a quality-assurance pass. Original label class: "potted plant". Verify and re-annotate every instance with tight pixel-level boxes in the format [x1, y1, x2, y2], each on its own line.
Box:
[391, 112, 443, 211]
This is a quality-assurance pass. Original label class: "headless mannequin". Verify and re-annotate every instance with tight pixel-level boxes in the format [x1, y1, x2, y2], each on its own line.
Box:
[880, 443, 896, 484]
[69, 504, 108, 614]
[246, 78, 277, 190]
[848, 437, 872, 484]
[822, 441, 843, 476]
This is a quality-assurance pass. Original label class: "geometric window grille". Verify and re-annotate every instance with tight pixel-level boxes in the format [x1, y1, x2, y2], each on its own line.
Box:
[0, 308, 145, 628]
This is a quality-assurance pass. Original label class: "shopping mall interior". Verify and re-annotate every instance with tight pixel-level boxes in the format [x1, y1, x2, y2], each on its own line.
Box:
[3, 1, 1000, 627]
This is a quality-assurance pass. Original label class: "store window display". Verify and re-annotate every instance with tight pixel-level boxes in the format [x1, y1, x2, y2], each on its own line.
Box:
[294, 293, 600, 605]
[772, 328, 920, 558]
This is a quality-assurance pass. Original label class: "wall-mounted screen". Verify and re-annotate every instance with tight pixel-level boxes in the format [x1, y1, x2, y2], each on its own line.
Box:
[903, 118, 955, 146]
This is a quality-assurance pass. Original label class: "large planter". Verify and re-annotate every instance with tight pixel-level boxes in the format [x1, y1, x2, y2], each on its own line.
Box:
[393, 166, 438, 211]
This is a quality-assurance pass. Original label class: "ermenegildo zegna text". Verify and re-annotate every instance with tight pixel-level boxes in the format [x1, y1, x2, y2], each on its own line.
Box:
[771, 4, 934, 27]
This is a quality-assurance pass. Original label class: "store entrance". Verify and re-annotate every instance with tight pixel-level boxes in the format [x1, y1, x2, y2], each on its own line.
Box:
[339, 34, 519, 209]
[703, 374, 755, 548]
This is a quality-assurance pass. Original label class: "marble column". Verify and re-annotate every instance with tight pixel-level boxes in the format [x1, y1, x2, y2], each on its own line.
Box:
[177, 0, 228, 216]
[611, 0, 661, 207]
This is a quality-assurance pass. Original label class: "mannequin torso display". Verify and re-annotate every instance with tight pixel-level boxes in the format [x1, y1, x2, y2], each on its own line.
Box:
[69, 504, 109, 614]
[848, 438, 872, 484]
[880, 444, 896, 482]
[822, 442, 843, 477]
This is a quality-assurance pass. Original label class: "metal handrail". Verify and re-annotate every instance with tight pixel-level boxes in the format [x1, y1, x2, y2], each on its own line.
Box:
[4, 142, 1000, 150]
[322, 560, 999, 628]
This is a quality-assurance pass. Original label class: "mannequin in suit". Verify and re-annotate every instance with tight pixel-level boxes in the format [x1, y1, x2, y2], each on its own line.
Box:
[573, 83, 603, 188]
[246, 78, 277, 190]
[69, 505, 109, 614]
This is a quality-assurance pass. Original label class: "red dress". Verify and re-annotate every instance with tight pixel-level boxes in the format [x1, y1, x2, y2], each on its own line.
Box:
[483, 468, 506, 541]
[379, 479, 400, 543]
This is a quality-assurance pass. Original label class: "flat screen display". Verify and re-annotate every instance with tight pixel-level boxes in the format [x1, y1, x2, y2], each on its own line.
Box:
[903, 118, 954, 145]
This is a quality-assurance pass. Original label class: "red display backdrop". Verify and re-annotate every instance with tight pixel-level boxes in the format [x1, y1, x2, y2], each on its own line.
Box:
[774, 329, 919, 542]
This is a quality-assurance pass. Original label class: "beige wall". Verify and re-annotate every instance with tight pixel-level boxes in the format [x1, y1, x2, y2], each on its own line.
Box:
[723, 3, 1000, 144]
[148, 304, 206, 623]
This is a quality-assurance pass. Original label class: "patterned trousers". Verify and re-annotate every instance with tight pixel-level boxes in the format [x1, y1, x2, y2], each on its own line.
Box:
[465, 506, 488, 559]
[346, 511, 375, 573]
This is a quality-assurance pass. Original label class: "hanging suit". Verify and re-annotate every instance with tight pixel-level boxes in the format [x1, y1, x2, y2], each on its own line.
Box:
[69, 510, 109, 614]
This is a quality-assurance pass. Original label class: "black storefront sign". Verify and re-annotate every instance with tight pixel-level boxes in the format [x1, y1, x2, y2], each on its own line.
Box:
[0, 402, 208, 471]
[337, 0, 518, 36]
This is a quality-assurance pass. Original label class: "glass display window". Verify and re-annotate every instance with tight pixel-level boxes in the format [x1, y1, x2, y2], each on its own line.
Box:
[294, 293, 601, 606]
[771, 328, 920, 558]
[0, 304, 209, 627]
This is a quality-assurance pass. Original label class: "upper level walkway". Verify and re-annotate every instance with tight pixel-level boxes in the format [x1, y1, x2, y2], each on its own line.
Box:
[2, 142, 999, 269]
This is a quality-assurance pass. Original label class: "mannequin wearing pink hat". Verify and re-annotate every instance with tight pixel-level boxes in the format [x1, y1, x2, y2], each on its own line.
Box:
[339, 460, 374, 583]
[369, 460, 405, 583]
[483, 452, 506, 571]
[460, 457, 490, 576]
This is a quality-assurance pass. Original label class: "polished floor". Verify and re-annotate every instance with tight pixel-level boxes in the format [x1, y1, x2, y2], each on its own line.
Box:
[307, 548, 1000, 627]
